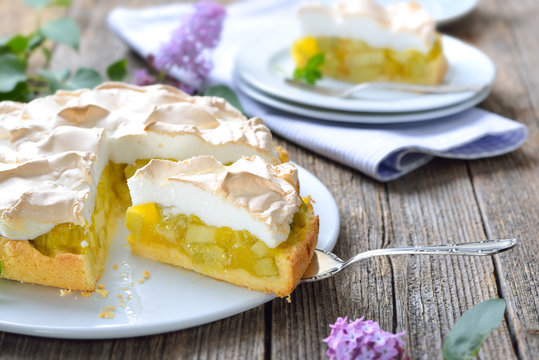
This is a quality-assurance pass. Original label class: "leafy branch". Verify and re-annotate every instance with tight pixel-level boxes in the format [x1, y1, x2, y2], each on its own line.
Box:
[0, 0, 126, 102]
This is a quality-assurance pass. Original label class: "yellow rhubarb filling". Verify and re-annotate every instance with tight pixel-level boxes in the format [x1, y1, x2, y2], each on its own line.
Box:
[29, 163, 118, 275]
[291, 35, 447, 85]
[125, 200, 313, 279]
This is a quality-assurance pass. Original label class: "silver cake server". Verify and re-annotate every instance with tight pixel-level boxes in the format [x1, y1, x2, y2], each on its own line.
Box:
[301, 238, 519, 282]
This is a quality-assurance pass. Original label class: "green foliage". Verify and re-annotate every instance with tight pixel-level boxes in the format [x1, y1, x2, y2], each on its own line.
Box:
[40, 17, 80, 50]
[107, 59, 128, 81]
[0, 1, 125, 102]
[443, 299, 506, 360]
[24, 0, 71, 9]
[205, 84, 245, 115]
[293, 53, 324, 85]
[0, 54, 27, 92]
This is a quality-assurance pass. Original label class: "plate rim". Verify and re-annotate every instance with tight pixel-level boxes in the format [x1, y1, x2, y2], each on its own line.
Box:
[0, 165, 339, 339]
[236, 74, 492, 124]
[235, 33, 495, 113]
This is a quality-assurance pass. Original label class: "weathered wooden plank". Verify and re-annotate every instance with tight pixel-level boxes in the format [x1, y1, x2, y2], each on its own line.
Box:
[387, 158, 516, 359]
[271, 140, 395, 359]
[461, 0, 539, 357]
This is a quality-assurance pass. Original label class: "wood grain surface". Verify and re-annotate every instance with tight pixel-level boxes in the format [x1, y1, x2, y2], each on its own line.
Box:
[0, 0, 537, 359]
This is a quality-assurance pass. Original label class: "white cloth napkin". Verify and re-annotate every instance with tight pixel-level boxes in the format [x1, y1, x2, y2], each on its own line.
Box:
[107, 0, 528, 181]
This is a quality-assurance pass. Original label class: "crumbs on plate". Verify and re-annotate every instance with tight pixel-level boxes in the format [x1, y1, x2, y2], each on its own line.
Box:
[138, 270, 151, 284]
[95, 283, 108, 299]
[98, 305, 117, 319]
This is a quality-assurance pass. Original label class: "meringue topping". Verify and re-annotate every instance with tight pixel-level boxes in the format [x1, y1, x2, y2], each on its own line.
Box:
[298, 0, 436, 53]
[0, 83, 281, 240]
[127, 156, 301, 248]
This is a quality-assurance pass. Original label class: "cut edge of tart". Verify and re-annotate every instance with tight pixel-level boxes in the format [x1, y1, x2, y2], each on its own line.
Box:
[125, 157, 319, 297]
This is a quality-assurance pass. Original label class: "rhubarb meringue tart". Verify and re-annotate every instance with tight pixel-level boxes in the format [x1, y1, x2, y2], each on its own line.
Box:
[125, 156, 319, 297]
[0, 82, 287, 291]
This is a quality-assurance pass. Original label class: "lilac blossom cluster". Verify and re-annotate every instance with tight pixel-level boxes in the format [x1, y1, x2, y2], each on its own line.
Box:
[155, 0, 225, 82]
[134, 0, 226, 92]
[323, 317, 408, 360]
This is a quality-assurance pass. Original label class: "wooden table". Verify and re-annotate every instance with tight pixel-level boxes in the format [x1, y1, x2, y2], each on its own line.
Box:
[1, 0, 537, 358]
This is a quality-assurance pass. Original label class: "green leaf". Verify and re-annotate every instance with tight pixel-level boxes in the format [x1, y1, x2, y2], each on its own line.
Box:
[50, 0, 71, 7]
[306, 53, 325, 69]
[40, 17, 80, 50]
[292, 52, 325, 85]
[27, 33, 46, 51]
[0, 54, 27, 92]
[65, 67, 103, 89]
[106, 59, 127, 81]
[39, 68, 71, 93]
[24, 0, 51, 8]
[24, 0, 70, 8]
[443, 299, 506, 360]
[204, 84, 245, 115]
[0, 81, 31, 102]
[0, 37, 13, 55]
[40, 68, 102, 93]
[7, 35, 29, 54]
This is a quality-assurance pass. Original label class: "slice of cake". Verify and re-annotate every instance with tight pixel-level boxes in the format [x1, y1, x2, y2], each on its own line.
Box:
[292, 0, 448, 85]
[0, 83, 287, 291]
[125, 156, 319, 297]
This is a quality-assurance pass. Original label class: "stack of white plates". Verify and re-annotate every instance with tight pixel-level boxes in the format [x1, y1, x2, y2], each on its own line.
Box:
[234, 29, 495, 124]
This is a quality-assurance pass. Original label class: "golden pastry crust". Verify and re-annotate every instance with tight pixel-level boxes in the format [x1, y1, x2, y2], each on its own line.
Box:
[128, 205, 319, 297]
[0, 237, 95, 290]
[0, 220, 118, 292]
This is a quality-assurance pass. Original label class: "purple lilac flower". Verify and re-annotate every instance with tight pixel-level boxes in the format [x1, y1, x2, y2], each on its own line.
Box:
[133, 68, 156, 86]
[323, 317, 408, 360]
[153, 0, 226, 84]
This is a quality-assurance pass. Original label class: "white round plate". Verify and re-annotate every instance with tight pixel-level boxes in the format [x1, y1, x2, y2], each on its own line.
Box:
[377, 0, 478, 26]
[236, 75, 492, 124]
[235, 32, 495, 113]
[0, 166, 339, 339]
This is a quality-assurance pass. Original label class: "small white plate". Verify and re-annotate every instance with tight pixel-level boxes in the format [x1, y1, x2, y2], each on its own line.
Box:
[235, 32, 495, 113]
[377, 0, 478, 26]
[236, 75, 491, 124]
[0, 166, 339, 339]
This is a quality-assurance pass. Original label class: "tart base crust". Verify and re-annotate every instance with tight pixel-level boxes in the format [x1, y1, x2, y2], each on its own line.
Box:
[128, 208, 319, 297]
[0, 214, 118, 291]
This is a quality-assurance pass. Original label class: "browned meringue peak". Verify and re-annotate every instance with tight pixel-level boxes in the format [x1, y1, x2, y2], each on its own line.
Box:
[0, 151, 102, 240]
[128, 156, 301, 248]
[18, 82, 279, 164]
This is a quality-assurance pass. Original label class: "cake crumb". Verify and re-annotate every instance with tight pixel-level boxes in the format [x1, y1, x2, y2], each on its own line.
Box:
[81, 291, 92, 298]
[112, 264, 119, 270]
[95, 284, 108, 299]
[60, 289, 72, 296]
[121, 287, 128, 291]
[138, 278, 145, 284]
[285, 295, 292, 303]
[118, 294, 123, 299]
[98, 305, 117, 319]
[143, 270, 151, 279]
